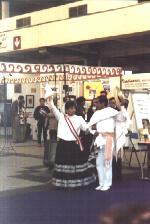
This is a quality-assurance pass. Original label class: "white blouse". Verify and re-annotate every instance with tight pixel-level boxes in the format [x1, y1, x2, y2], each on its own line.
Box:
[50, 101, 87, 141]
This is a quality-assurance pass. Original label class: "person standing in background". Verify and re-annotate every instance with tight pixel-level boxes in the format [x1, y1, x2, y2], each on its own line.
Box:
[11, 95, 27, 143]
[34, 98, 50, 146]
[87, 98, 99, 122]
[75, 96, 87, 158]
[100, 90, 108, 97]
[109, 97, 120, 111]
[76, 96, 86, 119]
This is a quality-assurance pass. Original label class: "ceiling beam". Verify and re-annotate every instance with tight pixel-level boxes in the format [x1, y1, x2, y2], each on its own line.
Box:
[100, 45, 150, 58]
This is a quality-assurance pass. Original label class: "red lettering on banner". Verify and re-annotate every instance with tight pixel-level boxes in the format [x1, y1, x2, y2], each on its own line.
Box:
[72, 75, 77, 81]
[0, 63, 122, 83]
[82, 75, 86, 80]
[81, 67, 86, 74]
[67, 74, 72, 81]
[10, 79, 14, 84]
[77, 75, 82, 80]
[59, 75, 64, 81]
[49, 75, 54, 81]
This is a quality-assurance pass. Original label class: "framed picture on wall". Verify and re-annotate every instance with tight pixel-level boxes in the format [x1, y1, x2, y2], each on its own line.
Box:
[26, 95, 34, 108]
[14, 84, 22, 93]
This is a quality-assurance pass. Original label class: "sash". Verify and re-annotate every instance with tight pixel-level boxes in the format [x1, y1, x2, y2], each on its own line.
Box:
[64, 115, 84, 151]
[98, 132, 114, 161]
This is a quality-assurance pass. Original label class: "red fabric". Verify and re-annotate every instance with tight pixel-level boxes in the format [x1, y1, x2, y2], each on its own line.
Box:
[64, 115, 84, 151]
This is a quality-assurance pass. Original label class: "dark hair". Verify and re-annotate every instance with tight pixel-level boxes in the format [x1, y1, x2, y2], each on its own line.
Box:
[63, 96, 70, 103]
[109, 97, 115, 102]
[63, 97, 66, 103]
[124, 99, 129, 109]
[18, 95, 24, 100]
[98, 95, 108, 107]
[65, 100, 76, 110]
[142, 119, 150, 125]
[39, 98, 46, 102]
[90, 98, 97, 107]
[100, 90, 107, 96]
[76, 97, 85, 105]
[99, 204, 150, 224]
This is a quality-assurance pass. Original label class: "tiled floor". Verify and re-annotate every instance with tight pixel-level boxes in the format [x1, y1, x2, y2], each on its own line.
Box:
[0, 140, 149, 195]
[0, 140, 149, 224]
[0, 141, 52, 193]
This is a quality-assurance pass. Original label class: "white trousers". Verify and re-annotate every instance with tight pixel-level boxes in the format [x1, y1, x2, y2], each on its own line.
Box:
[96, 145, 113, 187]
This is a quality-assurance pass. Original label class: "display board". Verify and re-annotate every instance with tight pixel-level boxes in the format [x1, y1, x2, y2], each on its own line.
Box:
[132, 92, 150, 129]
[83, 81, 103, 100]
[122, 74, 150, 90]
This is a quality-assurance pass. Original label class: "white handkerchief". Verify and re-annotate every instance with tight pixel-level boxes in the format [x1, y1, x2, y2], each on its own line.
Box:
[45, 84, 53, 98]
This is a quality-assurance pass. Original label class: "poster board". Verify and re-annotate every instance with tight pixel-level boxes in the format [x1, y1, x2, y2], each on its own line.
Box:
[83, 81, 103, 100]
[131, 92, 150, 130]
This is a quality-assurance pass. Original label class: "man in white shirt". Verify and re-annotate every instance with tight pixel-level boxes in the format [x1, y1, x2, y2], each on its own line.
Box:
[87, 95, 129, 191]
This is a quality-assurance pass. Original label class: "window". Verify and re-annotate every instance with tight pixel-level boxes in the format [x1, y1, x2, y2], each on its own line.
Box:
[69, 7, 78, 18]
[16, 17, 31, 28]
[69, 5, 87, 18]
[16, 19, 23, 28]
[23, 17, 31, 26]
[78, 5, 87, 16]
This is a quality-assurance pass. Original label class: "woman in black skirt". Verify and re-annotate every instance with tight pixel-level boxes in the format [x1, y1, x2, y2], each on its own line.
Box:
[49, 96, 96, 188]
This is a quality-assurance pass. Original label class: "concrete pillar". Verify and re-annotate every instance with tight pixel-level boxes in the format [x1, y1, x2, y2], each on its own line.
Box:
[1, 0, 9, 19]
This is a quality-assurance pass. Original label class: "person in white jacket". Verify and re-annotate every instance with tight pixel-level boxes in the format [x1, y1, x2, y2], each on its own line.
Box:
[87, 95, 130, 191]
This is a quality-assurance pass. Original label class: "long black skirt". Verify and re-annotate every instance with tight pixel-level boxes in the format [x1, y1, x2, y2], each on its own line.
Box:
[52, 139, 96, 188]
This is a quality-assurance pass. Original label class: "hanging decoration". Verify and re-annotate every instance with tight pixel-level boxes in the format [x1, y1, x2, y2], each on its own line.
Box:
[0, 62, 122, 84]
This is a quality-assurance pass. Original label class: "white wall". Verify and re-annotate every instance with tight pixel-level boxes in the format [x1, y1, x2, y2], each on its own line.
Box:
[2, 0, 149, 55]
[7, 82, 41, 136]
[0, 0, 138, 30]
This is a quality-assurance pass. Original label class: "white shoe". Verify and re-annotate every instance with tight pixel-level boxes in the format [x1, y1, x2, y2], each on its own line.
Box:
[95, 185, 103, 190]
[100, 186, 110, 191]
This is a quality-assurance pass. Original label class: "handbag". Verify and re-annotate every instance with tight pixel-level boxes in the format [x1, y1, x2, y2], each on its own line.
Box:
[64, 115, 84, 151]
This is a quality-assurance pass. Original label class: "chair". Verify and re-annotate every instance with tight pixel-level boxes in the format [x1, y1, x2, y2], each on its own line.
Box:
[127, 131, 148, 178]
[128, 132, 141, 167]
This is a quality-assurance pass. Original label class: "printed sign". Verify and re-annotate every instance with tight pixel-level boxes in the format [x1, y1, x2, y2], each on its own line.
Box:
[122, 74, 150, 90]
[132, 93, 150, 129]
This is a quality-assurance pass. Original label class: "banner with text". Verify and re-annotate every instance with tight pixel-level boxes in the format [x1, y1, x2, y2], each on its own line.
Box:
[122, 74, 150, 90]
